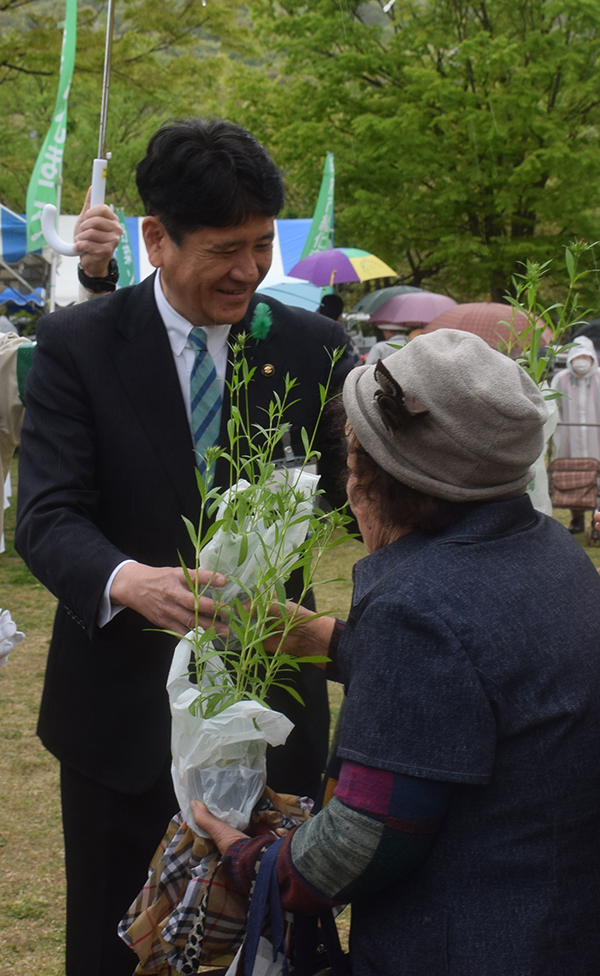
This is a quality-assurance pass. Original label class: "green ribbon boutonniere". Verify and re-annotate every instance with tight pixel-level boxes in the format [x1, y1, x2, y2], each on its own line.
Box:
[250, 302, 273, 343]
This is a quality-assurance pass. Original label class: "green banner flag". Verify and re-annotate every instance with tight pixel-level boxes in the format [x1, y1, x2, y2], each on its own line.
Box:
[26, 0, 77, 252]
[115, 209, 137, 287]
[300, 152, 335, 258]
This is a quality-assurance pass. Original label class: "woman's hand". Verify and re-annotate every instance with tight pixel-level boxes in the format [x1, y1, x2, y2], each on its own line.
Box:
[261, 602, 336, 667]
[191, 800, 248, 854]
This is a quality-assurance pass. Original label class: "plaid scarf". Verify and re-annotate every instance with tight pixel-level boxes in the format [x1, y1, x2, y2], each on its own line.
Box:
[118, 788, 311, 974]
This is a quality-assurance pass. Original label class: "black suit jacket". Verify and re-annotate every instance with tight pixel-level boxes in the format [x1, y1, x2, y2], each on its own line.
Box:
[16, 274, 354, 795]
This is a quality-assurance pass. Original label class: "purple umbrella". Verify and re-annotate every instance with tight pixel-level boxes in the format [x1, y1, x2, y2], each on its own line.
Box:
[288, 248, 396, 286]
[371, 292, 456, 325]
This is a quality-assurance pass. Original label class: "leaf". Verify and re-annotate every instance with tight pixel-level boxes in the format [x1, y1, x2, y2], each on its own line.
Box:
[144, 627, 189, 639]
[238, 532, 249, 566]
[300, 427, 310, 456]
[181, 516, 198, 549]
[293, 655, 331, 664]
[246, 691, 271, 709]
[195, 468, 207, 504]
[565, 247, 575, 281]
[272, 682, 305, 706]
[177, 552, 195, 592]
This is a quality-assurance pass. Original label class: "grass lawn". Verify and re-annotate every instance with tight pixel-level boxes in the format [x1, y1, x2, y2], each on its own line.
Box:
[1, 451, 598, 974]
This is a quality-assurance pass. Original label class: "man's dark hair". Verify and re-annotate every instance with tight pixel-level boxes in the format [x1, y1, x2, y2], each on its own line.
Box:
[318, 293, 344, 320]
[136, 118, 284, 245]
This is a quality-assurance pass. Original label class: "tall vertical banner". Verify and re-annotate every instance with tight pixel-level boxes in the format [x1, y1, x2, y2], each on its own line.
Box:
[26, 0, 77, 252]
[300, 152, 335, 258]
[115, 209, 137, 287]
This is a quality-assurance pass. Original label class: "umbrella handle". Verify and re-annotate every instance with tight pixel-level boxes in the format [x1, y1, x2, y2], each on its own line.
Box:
[90, 157, 108, 206]
[41, 157, 108, 256]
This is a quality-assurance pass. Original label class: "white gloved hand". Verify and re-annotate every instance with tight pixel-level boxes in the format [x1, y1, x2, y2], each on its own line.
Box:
[0, 609, 24, 668]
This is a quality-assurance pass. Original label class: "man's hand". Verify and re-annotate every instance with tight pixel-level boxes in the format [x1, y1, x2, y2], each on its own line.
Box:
[191, 800, 247, 853]
[74, 187, 122, 278]
[110, 562, 227, 635]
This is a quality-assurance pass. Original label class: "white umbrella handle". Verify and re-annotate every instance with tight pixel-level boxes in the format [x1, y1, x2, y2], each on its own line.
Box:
[41, 158, 107, 256]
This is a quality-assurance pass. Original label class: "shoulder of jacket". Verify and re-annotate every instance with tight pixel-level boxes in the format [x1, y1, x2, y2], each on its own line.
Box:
[36, 282, 145, 342]
[257, 295, 349, 350]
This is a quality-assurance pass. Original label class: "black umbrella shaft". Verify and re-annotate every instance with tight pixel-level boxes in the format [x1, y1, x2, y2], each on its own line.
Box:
[98, 0, 116, 159]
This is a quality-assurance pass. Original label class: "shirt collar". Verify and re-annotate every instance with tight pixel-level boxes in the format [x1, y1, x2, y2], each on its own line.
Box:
[154, 270, 232, 358]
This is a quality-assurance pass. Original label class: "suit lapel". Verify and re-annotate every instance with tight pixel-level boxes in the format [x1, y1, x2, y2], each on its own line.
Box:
[111, 275, 199, 520]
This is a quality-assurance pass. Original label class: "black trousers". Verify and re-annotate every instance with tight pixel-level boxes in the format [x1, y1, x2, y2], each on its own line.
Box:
[60, 760, 178, 976]
[265, 577, 329, 800]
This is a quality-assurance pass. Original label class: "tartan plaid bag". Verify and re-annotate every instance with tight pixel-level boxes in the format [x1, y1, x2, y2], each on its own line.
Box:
[548, 457, 600, 510]
[118, 788, 311, 975]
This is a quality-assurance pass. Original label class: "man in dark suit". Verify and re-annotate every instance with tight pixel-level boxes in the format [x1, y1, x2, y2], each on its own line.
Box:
[15, 119, 355, 976]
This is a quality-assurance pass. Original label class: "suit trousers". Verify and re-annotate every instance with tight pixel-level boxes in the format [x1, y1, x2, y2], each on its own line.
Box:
[60, 760, 178, 976]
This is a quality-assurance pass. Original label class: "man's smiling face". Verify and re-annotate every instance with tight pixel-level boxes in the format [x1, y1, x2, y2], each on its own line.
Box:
[142, 215, 275, 326]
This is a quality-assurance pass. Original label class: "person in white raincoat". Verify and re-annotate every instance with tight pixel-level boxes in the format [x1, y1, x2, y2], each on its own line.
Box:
[0, 195, 121, 664]
[551, 336, 600, 532]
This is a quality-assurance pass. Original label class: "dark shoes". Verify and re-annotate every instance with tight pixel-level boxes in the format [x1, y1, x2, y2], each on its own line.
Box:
[568, 514, 585, 534]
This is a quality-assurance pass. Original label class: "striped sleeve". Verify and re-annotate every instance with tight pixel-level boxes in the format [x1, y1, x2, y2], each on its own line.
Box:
[223, 760, 451, 914]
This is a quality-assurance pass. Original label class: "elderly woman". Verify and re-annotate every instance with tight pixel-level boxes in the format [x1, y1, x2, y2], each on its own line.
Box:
[194, 330, 600, 975]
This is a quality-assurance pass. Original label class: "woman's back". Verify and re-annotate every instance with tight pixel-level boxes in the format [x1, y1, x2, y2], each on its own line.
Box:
[339, 496, 600, 975]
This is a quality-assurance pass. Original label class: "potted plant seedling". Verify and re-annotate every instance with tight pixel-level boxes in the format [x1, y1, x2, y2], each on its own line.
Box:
[167, 328, 351, 833]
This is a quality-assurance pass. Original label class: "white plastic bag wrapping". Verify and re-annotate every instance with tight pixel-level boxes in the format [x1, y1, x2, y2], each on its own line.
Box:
[225, 937, 285, 976]
[200, 469, 320, 604]
[0, 608, 24, 668]
[167, 632, 293, 835]
[527, 387, 559, 516]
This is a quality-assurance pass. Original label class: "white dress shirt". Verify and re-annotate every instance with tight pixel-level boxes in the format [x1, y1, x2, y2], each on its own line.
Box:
[98, 271, 233, 626]
[154, 270, 231, 411]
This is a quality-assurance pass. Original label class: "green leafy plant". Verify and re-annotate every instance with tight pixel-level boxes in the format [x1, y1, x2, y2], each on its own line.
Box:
[501, 239, 599, 393]
[175, 332, 351, 719]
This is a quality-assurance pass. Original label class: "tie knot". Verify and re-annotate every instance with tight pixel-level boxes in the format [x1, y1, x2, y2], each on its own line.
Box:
[189, 327, 207, 351]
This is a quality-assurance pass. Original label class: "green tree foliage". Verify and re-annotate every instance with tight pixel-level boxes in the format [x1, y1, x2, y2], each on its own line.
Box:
[0, 0, 254, 213]
[5, 0, 600, 306]
[223, 0, 600, 301]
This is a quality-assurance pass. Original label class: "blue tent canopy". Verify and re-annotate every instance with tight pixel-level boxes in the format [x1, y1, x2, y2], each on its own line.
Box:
[0, 205, 30, 262]
[0, 286, 44, 311]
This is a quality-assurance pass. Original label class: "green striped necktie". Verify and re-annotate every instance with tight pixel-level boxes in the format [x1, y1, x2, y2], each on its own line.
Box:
[188, 327, 222, 479]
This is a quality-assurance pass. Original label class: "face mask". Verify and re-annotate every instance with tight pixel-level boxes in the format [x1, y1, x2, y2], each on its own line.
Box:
[571, 357, 593, 377]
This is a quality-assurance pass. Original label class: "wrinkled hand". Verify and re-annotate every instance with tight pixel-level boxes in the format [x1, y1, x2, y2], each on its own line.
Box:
[110, 563, 228, 635]
[74, 187, 122, 278]
[260, 602, 335, 666]
[191, 800, 247, 853]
